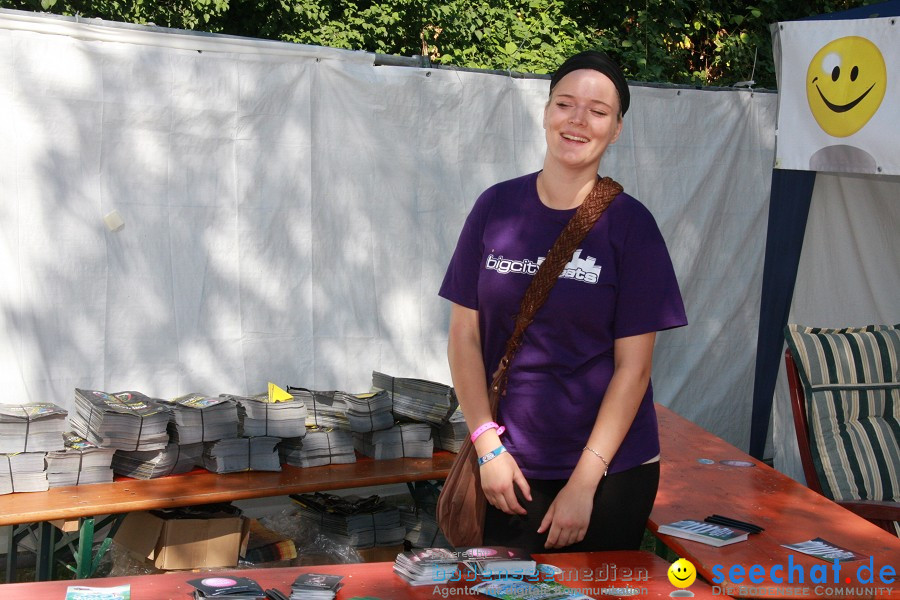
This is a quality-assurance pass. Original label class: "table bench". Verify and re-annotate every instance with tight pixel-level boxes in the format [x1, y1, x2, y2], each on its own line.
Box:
[0, 550, 720, 599]
[651, 405, 900, 599]
[1, 452, 455, 581]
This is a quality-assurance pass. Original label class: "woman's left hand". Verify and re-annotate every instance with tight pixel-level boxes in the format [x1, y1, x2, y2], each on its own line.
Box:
[536, 480, 595, 549]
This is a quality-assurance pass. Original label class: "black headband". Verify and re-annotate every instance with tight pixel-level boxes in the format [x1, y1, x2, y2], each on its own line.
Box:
[549, 50, 630, 116]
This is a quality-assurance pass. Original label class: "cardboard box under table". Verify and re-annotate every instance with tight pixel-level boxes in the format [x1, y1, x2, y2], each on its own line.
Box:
[115, 508, 249, 570]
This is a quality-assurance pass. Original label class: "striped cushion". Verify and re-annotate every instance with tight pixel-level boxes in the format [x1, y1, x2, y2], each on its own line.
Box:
[784, 324, 900, 504]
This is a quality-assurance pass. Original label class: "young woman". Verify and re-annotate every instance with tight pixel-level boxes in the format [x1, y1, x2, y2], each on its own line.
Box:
[439, 50, 687, 552]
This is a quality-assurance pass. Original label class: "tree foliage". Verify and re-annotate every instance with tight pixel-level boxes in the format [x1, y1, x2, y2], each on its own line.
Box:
[0, 0, 881, 88]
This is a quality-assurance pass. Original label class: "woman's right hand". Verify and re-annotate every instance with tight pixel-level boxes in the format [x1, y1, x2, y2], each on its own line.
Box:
[480, 451, 531, 515]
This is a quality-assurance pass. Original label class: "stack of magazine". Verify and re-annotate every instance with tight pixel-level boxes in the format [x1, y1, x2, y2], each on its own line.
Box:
[373, 505, 407, 546]
[372, 371, 458, 426]
[340, 390, 394, 433]
[71, 389, 170, 451]
[400, 505, 450, 549]
[162, 393, 239, 444]
[227, 393, 308, 438]
[112, 441, 203, 479]
[45, 432, 115, 487]
[0, 403, 68, 453]
[434, 407, 467, 453]
[0, 452, 49, 494]
[279, 429, 356, 467]
[201, 436, 282, 473]
[292, 493, 392, 549]
[393, 547, 460, 586]
[290, 573, 344, 600]
[301, 390, 351, 431]
[353, 422, 434, 459]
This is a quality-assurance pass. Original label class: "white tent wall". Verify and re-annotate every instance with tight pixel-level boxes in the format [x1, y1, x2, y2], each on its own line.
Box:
[0, 10, 776, 451]
[772, 172, 900, 482]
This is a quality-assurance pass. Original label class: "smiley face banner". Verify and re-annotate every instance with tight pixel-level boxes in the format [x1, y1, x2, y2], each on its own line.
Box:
[773, 17, 896, 175]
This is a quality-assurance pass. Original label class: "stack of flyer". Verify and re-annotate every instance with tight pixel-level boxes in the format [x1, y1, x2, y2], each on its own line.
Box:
[300, 390, 351, 431]
[65, 584, 130, 600]
[353, 422, 434, 459]
[290, 573, 344, 599]
[45, 432, 115, 487]
[0, 402, 68, 453]
[657, 519, 749, 547]
[279, 428, 355, 467]
[187, 576, 264, 599]
[400, 505, 450, 549]
[341, 390, 394, 433]
[393, 547, 460, 586]
[0, 452, 49, 494]
[373, 505, 407, 546]
[202, 436, 282, 473]
[228, 388, 308, 438]
[112, 441, 203, 479]
[292, 492, 394, 549]
[372, 371, 458, 426]
[459, 546, 536, 578]
[71, 389, 170, 451]
[162, 393, 239, 444]
[434, 407, 467, 453]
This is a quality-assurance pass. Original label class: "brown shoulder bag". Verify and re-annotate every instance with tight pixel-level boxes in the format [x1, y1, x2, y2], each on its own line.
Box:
[436, 176, 623, 547]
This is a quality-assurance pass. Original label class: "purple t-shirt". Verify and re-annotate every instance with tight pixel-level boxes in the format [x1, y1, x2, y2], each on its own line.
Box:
[439, 172, 687, 479]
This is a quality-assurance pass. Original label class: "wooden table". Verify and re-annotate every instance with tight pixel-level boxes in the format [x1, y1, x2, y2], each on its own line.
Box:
[0, 551, 721, 598]
[0, 453, 455, 526]
[1, 453, 455, 581]
[651, 405, 900, 599]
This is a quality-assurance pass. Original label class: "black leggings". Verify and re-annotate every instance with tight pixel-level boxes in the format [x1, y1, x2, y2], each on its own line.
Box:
[483, 461, 659, 554]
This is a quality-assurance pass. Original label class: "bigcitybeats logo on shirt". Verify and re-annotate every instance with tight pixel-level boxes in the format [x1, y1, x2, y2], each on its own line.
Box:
[485, 249, 601, 284]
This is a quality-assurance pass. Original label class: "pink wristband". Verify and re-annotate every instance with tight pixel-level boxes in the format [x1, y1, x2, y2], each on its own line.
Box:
[470, 421, 505, 443]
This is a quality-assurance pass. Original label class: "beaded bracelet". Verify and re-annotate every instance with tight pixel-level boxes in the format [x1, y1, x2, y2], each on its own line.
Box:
[583, 445, 610, 476]
[470, 421, 506, 443]
[477, 445, 508, 466]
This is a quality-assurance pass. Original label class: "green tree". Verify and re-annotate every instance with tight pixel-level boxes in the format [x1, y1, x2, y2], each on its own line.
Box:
[0, 0, 882, 88]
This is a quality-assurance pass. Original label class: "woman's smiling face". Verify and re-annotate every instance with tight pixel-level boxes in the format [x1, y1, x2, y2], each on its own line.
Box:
[543, 69, 623, 171]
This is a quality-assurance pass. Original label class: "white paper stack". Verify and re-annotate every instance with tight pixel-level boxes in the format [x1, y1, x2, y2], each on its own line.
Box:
[71, 389, 170, 451]
[0, 452, 49, 494]
[226, 393, 308, 438]
[162, 393, 239, 444]
[0, 403, 68, 453]
[353, 423, 433, 459]
[340, 390, 394, 433]
[279, 429, 356, 468]
[434, 407, 467, 453]
[45, 432, 116, 487]
[371, 372, 458, 426]
[112, 442, 203, 479]
[202, 436, 282, 473]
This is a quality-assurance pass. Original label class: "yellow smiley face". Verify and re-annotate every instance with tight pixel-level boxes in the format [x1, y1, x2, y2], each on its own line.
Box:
[667, 558, 697, 589]
[806, 36, 886, 137]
